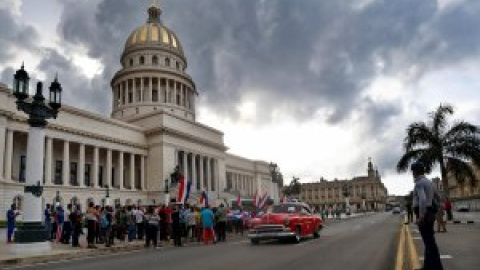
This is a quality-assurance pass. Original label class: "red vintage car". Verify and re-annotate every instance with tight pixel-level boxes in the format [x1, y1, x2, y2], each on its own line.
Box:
[248, 202, 323, 244]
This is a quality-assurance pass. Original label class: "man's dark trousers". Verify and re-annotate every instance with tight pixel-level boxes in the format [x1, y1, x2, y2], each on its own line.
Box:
[418, 210, 444, 270]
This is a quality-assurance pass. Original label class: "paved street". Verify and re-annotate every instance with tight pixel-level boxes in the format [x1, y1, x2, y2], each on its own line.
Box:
[4, 213, 402, 270]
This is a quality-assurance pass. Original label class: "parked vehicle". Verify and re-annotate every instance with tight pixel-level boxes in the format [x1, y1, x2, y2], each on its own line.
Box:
[456, 205, 470, 212]
[248, 202, 323, 244]
[392, 207, 401, 214]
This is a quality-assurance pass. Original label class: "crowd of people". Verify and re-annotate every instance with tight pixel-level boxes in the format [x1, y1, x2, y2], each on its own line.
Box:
[32, 202, 251, 249]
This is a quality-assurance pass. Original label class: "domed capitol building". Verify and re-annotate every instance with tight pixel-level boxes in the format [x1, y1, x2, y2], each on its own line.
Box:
[0, 3, 281, 219]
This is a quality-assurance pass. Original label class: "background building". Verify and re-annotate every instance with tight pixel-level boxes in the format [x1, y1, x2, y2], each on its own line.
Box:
[0, 4, 280, 220]
[300, 159, 388, 212]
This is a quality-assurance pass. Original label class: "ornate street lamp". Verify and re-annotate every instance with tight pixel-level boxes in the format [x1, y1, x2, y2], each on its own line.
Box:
[55, 190, 61, 207]
[104, 184, 110, 206]
[163, 178, 170, 205]
[12, 64, 62, 249]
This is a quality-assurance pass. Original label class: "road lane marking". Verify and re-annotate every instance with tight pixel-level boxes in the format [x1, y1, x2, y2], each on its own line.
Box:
[413, 237, 422, 240]
[395, 225, 406, 270]
[419, 255, 453, 260]
[406, 225, 422, 270]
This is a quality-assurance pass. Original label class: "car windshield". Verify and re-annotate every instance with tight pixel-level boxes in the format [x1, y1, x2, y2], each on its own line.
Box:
[272, 204, 301, 214]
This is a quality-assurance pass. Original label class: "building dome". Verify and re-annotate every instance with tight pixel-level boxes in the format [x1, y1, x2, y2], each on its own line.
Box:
[123, 3, 183, 56]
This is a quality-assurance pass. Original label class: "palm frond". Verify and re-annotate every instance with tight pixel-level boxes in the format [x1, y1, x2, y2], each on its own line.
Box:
[446, 157, 477, 187]
[430, 103, 453, 136]
[404, 122, 437, 150]
[396, 148, 428, 172]
[444, 121, 479, 142]
[445, 136, 480, 164]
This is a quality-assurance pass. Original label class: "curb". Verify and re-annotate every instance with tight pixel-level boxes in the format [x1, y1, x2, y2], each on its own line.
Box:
[0, 235, 248, 267]
[0, 243, 144, 267]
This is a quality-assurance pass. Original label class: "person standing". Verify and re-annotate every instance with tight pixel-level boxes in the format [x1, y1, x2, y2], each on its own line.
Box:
[411, 161, 444, 270]
[86, 202, 98, 249]
[6, 204, 19, 243]
[405, 194, 414, 224]
[135, 206, 145, 240]
[215, 204, 227, 242]
[126, 205, 136, 243]
[436, 200, 447, 233]
[44, 204, 52, 241]
[444, 198, 453, 221]
[55, 206, 64, 243]
[186, 207, 196, 241]
[145, 206, 160, 248]
[201, 205, 216, 245]
[171, 205, 182, 247]
[70, 205, 82, 247]
[61, 204, 72, 244]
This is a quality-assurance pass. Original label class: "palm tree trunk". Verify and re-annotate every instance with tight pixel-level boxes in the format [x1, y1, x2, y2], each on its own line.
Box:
[440, 160, 450, 199]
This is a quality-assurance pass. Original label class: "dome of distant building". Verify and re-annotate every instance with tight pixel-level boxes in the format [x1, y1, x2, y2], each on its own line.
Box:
[124, 3, 183, 56]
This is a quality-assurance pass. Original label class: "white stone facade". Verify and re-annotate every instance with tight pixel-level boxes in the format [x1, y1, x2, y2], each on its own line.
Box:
[0, 5, 280, 220]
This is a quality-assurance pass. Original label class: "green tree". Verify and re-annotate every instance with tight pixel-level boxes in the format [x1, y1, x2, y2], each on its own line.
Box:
[284, 176, 301, 196]
[396, 104, 480, 199]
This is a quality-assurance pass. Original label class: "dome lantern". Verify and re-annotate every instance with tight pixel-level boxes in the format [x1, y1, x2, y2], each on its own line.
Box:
[147, 0, 161, 23]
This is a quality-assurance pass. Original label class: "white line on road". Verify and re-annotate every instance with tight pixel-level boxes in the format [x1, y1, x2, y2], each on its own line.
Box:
[419, 255, 453, 261]
[413, 237, 422, 240]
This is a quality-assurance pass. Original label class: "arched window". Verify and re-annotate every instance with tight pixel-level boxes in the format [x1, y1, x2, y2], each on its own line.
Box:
[176, 62, 180, 70]
[129, 58, 134, 67]
[140, 56, 145, 65]
[165, 58, 170, 67]
[152, 55, 158, 65]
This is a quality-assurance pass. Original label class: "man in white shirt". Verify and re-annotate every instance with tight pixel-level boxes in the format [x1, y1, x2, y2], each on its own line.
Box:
[135, 206, 145, 240]
[411, 161, 443, 270]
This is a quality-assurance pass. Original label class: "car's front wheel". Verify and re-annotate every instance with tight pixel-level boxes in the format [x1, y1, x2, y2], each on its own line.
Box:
[313, 226, 320, 238]
[293, 227, 302, 244]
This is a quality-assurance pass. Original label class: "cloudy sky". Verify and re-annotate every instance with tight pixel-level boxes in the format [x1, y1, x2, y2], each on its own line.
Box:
[1, 0, 479, 195]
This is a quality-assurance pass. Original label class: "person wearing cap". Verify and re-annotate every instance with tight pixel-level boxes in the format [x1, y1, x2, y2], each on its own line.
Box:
[411, 161, 443, 270]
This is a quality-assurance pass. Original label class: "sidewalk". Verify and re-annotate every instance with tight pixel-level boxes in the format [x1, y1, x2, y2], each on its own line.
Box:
[0, 229, 246, 267]
[407, 221, 480, 270]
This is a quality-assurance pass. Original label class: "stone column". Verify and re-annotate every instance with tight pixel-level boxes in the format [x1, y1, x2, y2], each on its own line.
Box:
[199, 156, 204, 190]
[62, 140, 70, 186]
[140, 77, 144, 102]
[130, 153, 135, 190]
[182, 151, 187, 180]
[118, 151, 124, 190]
[106, 148, 112, 188]
[4, 129, 14, 181]
[78, 143, 85, 187]
[0, 123, 5, 180]
[92, 146, 99, 188]
[44, 137, 53, 185]
[192, 154, 197, 191]
[206, 158, 211, 192]
[140, 155, 146, 190]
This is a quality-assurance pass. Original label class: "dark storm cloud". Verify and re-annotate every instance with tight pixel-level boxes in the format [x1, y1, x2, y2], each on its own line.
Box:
[0, 8, 39, 62]
[50, 0, 480, 123]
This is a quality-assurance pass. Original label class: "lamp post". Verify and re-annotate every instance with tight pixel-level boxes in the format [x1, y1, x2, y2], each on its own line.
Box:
[55, 190, 61, 207]
[104, 184, 110, 206]
[342, 184, 351, 214]
[11, 64, 62, 250]
[164, 178, 170, 205]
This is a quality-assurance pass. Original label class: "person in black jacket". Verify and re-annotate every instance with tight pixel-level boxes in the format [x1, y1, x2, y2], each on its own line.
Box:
[171, 205, 182, 247]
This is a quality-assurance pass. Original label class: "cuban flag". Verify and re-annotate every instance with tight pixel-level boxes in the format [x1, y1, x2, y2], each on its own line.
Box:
[184, 180, 193, 204]
[236, 194, 242, 208]
[199, 190, 208, 207]
[177, 174, 188, 204]
[253, 190, 258, 208]
[281, 194, 286, 203]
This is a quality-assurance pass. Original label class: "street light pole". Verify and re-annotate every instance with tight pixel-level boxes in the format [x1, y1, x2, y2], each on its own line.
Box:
[105, 184, 110, 206]
[164, 178, 170, 205]
[11, 64, 62, 251]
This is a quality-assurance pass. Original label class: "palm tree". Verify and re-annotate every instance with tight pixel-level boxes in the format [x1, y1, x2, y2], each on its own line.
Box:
[397, 104, 480, 199]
